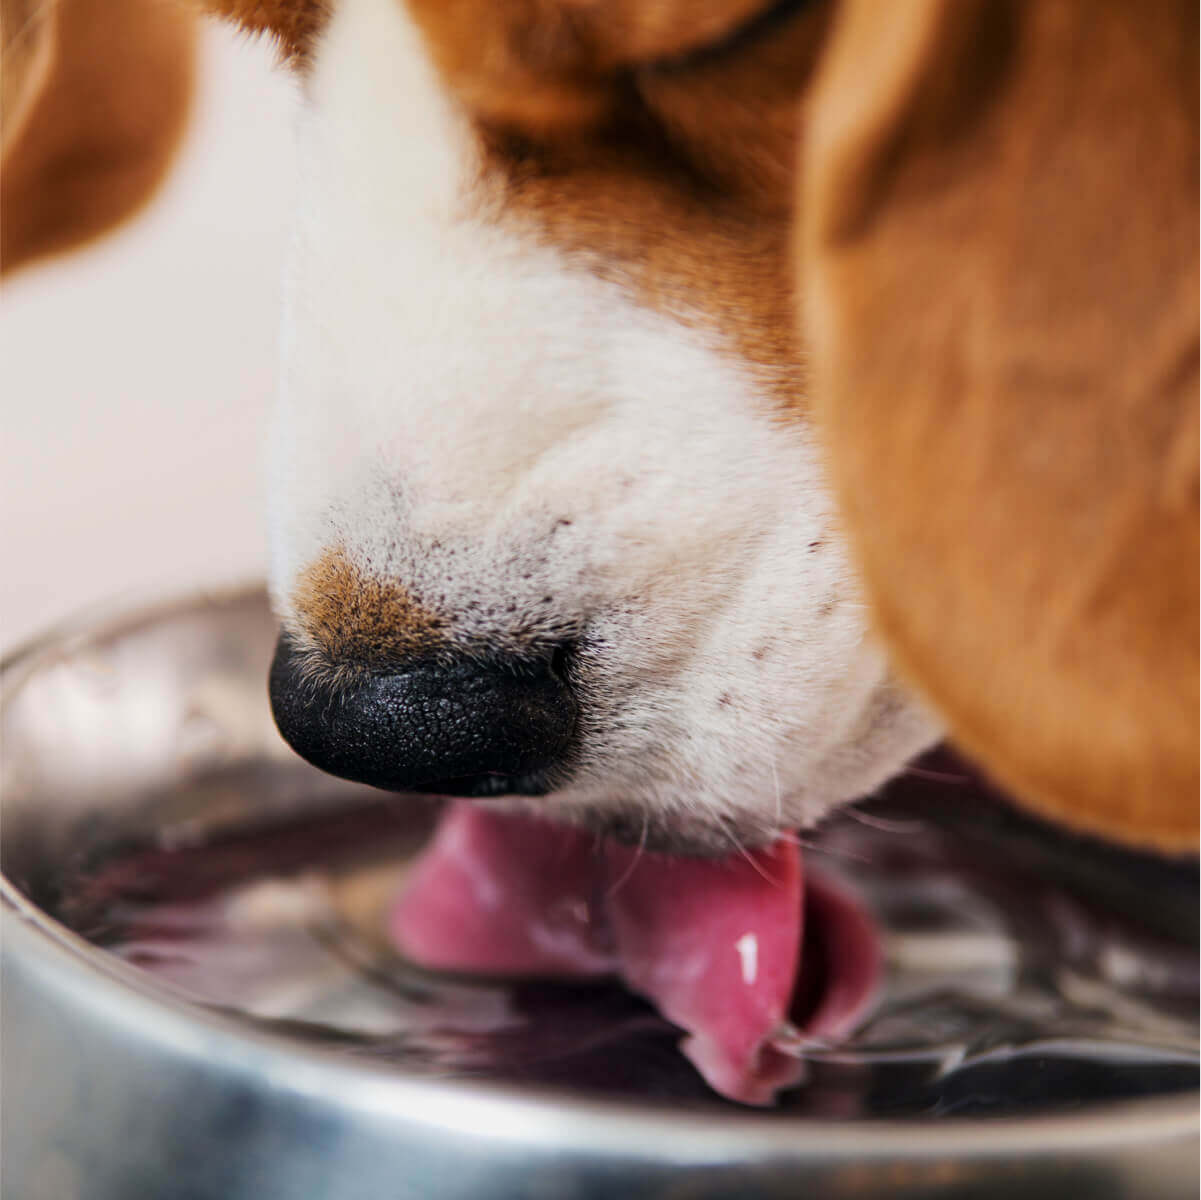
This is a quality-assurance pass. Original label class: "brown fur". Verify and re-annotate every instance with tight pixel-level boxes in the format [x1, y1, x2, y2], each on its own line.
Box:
[291, 547, 449, 681]
[404, 0, 800, 134]
[191, 0, 328, 65]
[802, 0, 1198, 850]
[406, 0, 832, 405]
[1, 0, 196, 274]
[2, 0, 56, 155]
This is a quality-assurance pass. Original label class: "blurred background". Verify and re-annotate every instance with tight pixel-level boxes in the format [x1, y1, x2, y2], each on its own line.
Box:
[1, 20, 298, 649]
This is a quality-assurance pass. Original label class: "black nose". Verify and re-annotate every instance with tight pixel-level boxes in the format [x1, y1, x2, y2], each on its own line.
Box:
[268, 636, 576, 796]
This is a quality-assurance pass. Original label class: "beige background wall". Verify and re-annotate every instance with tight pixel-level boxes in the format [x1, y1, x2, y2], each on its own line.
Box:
[2, 22, 299, 649]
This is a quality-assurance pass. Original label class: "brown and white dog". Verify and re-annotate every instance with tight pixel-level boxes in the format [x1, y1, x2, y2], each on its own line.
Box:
[4, 0, 1197, 854]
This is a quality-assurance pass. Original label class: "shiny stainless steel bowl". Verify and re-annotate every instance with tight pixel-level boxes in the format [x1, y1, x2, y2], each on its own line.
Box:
[3, 587, 1198, 1199]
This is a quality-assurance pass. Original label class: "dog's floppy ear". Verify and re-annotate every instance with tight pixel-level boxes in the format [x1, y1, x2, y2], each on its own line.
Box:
[800, 0, 1198, 850]
[1, 0, 195, 273]
[2, 0, 57, 157]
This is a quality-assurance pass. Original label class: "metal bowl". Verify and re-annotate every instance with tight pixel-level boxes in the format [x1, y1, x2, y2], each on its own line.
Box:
[3, 587, 1197, 1199]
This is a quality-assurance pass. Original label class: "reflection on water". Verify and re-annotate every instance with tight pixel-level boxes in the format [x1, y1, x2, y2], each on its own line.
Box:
[47, 755, 1199, 1117]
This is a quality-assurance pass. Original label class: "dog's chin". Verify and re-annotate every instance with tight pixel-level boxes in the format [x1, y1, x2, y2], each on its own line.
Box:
[415, 738, 942, 859]
[560, 808, 759, 858]
[418, 785, 782, 858]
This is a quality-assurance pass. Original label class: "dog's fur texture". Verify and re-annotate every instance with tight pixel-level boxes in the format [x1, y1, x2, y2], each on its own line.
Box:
[803, 0, 1198, 851]
[4, 0, 1197, 851]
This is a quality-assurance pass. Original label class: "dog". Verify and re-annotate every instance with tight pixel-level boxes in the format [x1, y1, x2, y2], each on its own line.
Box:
[5, 0, 1196, 855]
[0, 0, 193, 272]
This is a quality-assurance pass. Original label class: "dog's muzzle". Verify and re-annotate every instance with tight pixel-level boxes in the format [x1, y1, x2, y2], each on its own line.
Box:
[268, 636, 576, 796]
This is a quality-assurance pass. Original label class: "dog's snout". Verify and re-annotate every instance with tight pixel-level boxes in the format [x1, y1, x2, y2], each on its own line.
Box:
[269, 636, 576, 796]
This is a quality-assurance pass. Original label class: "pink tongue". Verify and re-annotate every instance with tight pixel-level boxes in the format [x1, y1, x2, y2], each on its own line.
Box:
[390, 804, 805, 1105]
[603, 837, 806, 1105]
[387, 805, 616, 977]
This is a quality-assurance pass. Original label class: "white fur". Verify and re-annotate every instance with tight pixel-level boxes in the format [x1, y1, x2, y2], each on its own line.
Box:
[269, 0, 938, 847]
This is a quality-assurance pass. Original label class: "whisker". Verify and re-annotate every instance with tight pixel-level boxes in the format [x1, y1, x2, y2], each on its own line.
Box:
[773, 830, 873, 865]
[903, 765, 970, 784]
[605, 811, 650, 899]
[770, 758, 783, 831]
[844, 807, 926, 835]
[716, 813, 781, 887]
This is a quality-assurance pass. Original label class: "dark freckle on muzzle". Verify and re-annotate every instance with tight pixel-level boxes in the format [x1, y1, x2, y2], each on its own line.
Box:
[269, 635, 577, 797]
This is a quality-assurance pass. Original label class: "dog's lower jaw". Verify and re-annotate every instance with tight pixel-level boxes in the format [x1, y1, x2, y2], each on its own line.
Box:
[451, 681, 943, 859]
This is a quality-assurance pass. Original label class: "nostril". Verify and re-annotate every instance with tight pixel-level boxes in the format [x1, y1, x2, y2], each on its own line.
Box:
[268, 635, 577, 796]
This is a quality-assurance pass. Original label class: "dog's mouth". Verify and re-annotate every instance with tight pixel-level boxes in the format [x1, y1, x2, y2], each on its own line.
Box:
[268, 636, 882, 1102]
[409, 771, 558, 798]
[390, 801, 880, 1106]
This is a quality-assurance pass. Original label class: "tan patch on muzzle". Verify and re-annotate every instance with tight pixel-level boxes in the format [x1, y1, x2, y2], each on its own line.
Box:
[290, 547, 448, 670]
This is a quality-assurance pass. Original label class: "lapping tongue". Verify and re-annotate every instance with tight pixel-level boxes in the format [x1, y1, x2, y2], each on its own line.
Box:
[390, 803, 860, 1105]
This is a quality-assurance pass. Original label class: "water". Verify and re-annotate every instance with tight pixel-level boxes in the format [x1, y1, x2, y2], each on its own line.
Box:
[45, 755, 1199, 1118]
